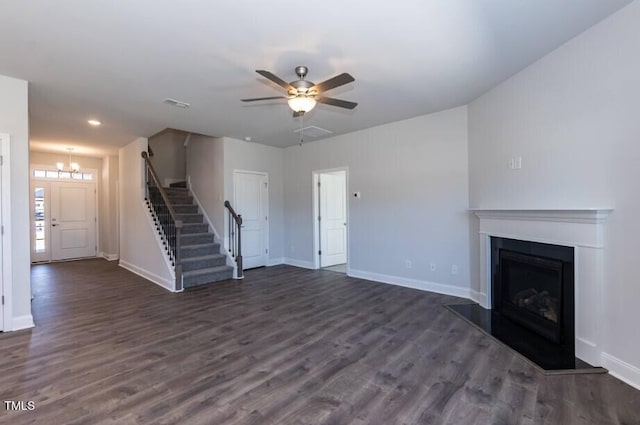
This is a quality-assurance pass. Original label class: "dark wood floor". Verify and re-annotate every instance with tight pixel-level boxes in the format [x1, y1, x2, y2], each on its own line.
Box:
[1, 260, 638, 425]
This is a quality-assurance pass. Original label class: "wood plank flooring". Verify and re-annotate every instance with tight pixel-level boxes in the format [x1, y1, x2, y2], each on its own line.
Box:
[0, 259, 638, 424]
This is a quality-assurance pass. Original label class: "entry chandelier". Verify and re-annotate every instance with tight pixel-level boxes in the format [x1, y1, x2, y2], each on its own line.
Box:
[57, 148, 80, 173]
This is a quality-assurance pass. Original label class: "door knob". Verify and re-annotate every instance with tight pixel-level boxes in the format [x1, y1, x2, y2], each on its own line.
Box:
[52, 224, 59, 227]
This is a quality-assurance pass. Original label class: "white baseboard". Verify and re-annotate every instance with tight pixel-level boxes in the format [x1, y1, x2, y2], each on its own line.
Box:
[601, 352, 640, 390]
[12, 314, 35, 331]
[100, 252, 119, 261]
[576, 337, 600, 367]
[267, 257, 285, 267]
[284, 258, 316, 270]
[348, 268, 471, 299]
[470, 289, 488, 307]
[119, 260, 175, 292]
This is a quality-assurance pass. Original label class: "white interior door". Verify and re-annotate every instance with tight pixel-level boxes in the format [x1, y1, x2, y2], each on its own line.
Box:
[320, 171, 347, 267]
[50, 181, 97, 261]
[234, 171, 268, 269]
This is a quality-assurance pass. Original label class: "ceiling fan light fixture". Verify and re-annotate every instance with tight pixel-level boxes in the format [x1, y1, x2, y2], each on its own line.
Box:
[287, 96, 316, 113]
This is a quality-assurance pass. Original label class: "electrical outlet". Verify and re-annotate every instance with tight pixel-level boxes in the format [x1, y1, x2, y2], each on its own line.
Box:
[451, 265, 458, 275]
[430, 263, 436, 272]
[405, 260, 412, 269]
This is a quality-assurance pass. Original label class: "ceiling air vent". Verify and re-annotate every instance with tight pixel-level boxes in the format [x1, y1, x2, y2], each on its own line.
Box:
[293, 125, 333, 138]
[163, 98, 190, 109]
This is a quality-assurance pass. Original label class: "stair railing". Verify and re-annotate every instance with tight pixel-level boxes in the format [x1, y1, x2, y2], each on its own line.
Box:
[224, 200, 243, 279]
[141, 151, 183, 291]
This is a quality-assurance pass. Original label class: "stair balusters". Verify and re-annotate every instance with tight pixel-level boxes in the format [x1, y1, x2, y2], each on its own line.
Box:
[224, 201, 243, 279]
[141, 151, 183, 291]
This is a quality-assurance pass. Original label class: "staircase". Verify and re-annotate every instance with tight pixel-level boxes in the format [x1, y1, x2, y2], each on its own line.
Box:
[163, 187, 234, 289]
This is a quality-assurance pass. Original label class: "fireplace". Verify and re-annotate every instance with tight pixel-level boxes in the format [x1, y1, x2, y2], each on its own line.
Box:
[492, 237, 575, 354]
[468, 208, 612, 369]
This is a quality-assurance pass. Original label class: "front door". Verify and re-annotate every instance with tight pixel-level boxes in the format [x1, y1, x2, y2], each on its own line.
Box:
[233, 171, 268, 269]
[51, 182, 96, 260]
[31, 180, 97, 262]
[319, 171, 347, 267]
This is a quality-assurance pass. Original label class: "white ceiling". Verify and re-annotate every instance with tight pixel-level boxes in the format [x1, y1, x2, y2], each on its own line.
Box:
[0, 0, 633, 154]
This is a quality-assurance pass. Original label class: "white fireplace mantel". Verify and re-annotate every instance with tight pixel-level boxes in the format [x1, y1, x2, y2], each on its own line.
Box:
[471, 207, 613, 366]
[470, 208, 613, 224]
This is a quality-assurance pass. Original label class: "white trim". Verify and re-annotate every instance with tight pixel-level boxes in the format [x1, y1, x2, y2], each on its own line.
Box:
[11, 315, 34, 331]
[100, 252, 119, 261]
[601, 352, 640, 390]
[471, 208, 614, 224]
[1, 134, 12, 331]
[267, 257, 285, 266]
[284, 258, 315, 270]
[118, 260, 178, 292]
[478, 230, 605, 250]
[312, 167, 349, 270]
[469, 289, 484, 305]
[348, 268, 471, 299]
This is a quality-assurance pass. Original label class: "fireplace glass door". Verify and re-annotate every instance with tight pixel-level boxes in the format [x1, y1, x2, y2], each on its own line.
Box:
[499, 249, 564, 343]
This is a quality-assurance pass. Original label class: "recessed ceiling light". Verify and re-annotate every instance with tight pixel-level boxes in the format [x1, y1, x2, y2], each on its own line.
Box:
[88, 119, 101, 126]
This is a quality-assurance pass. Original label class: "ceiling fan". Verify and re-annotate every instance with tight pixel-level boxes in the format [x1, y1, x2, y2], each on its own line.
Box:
[241, 66, 357, 117]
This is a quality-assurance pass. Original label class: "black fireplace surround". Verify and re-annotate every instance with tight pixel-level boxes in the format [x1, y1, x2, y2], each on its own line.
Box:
[449, 237, 600, 371]
[492, 237, 575, 355]
[448, 237, 606, 373]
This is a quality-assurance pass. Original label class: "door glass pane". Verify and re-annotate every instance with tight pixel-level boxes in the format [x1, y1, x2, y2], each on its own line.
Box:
[34, 187, 46, 253]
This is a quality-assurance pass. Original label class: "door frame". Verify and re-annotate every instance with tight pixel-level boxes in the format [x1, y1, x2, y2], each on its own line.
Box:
[1, 133, 12, 331]
[29, 165, 99, 262]
[312, 167, 349, 270]
[232, 169, 269, 268]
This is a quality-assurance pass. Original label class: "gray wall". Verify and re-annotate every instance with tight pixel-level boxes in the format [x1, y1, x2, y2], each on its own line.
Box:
[148, 129, 187, 187]
[468, 2, 640, 382]
[119, 138, 174, 289]
[0, 74, 31, 330]
[186, 135, 225, 238]
[185, 135, 285, 261]
[284, 106, 470, 293]
[223, 137, 285, 261]
[101, 155, 119, 258]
